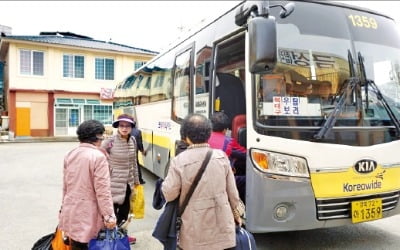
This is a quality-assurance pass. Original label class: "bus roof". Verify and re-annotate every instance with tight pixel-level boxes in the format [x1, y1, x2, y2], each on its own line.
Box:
[134, 0, 394, 74]
[308, 0, 393, 20]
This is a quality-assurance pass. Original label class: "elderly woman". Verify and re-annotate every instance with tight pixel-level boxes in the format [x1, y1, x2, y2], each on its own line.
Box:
[162, 113, 243, 250]
[101, 114, 140, 244]
[59, 120, 116, 250]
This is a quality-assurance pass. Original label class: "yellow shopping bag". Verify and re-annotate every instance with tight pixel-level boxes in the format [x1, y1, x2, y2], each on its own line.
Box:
[130, 184, 145, 219]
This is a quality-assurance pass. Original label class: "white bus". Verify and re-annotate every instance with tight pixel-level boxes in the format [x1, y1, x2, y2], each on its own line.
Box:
[114, 0, 400, 232]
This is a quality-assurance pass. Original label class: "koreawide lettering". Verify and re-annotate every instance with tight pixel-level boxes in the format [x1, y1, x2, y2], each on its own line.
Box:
[343, 180, 382, 192]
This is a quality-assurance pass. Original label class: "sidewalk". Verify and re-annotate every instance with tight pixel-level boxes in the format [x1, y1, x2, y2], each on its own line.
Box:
[0, 135, 78, 143]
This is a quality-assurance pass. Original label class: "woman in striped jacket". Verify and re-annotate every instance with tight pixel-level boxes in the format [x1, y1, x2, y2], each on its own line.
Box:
[101, 114, 140, 244]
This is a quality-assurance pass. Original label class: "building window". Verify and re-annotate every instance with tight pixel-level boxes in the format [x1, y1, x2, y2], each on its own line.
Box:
[134, 61, 145, 71]
[63, 54, 84, 78]
[154, 75, 165, 88]
[20, 49, 44, 76]
[95, 58, 114, 80]
[84, 105, 113, 125]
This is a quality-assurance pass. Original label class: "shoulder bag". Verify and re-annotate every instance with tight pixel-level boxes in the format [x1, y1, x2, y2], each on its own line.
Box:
[176, 149, 213, 233]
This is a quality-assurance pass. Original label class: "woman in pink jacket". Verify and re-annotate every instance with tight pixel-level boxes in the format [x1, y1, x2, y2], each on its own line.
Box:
[162, 114, 243, 250]
[59, 120, 116, 250]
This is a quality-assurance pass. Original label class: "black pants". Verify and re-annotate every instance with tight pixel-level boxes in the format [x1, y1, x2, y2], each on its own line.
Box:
[235, 175, 246, 204]
[137, 160, 145, 183]
[179, 247, 234, 250]
[71, 240, 88, 250]
[113, 184, 131, 225]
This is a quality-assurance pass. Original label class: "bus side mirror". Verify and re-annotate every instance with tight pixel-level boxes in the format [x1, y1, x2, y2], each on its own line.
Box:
[248, 16, 277, 73]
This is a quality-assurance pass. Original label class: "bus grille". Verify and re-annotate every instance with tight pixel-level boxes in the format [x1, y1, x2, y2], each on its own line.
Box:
[316, 191, 400, 220]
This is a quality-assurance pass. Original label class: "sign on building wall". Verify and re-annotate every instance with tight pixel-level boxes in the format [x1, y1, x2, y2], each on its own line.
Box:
[100, 88, 114, 100]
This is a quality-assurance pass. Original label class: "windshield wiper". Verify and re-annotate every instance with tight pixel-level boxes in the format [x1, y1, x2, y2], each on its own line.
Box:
[314, 77, 358, 140]
[358, 52, 400, 138]
[314, 50, 358, 140]
[358, 52, 369, 110]
[314, 51, 400, 140]
[366, 80, 400, 137]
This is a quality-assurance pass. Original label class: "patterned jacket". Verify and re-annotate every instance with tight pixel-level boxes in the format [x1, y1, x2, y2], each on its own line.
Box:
[102, 134, 139, 204]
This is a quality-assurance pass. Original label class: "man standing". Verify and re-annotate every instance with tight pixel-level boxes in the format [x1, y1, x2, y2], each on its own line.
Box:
[131, 121, 146, 184]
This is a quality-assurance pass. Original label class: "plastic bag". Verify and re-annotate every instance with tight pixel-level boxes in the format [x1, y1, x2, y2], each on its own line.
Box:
[88, 228, 129, 250]
[32, 226, 72, 250]
[32, 232, 54, 250]
[51, 227, 71, 250]
[130, 184, 145, 219]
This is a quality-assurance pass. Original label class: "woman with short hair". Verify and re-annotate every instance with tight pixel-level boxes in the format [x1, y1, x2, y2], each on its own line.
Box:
[59, 120, 116, 250]
[162, 113, 243, 250]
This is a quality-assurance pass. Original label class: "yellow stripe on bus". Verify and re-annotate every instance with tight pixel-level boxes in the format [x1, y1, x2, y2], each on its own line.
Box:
[141, 131, 175, 151]
[154, 134, 173, 149]
[310, 165, 400, 198]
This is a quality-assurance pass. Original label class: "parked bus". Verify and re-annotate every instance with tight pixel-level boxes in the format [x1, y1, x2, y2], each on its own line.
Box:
[113, 0, 400, 232]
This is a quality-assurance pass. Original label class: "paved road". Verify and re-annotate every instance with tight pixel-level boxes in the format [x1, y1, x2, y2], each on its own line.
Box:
[0, 142, 163, 250]
[2, 142, 400, 250]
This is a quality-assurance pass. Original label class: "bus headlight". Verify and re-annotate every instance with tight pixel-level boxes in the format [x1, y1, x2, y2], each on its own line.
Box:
[250, 149, 309, 178]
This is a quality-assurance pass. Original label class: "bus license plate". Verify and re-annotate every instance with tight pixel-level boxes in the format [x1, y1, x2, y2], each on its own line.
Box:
[351, 198, 382, 223]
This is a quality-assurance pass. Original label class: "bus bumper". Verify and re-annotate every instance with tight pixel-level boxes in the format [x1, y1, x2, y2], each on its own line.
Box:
[245, 166, 400, 233]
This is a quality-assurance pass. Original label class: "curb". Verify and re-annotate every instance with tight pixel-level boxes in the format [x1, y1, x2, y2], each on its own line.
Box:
[0, 137, 78, 143]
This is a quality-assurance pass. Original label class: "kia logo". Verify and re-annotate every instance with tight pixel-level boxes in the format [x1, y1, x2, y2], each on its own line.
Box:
[354, 159, 377, 174]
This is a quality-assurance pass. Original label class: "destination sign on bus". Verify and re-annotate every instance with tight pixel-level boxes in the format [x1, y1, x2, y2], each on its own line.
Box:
[278, 48, 337, 69]
[262, 96, 320, 116]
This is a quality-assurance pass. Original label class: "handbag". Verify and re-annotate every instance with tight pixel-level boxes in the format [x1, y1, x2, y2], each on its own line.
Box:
[32, 232, 54, 250]
[32, 226, 72, 250]
[130, 184, 145, 219]
[88, 228, 130, 250]
[51, 227, 71, 250]
[152, 149, 212, 249]
[234, 226, 257, 250]
[176, 149, 213, 233]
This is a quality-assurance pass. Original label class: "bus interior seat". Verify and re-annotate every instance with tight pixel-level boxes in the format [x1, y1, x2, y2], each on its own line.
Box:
[287, 82, 312, 96]
[285, 70, 313, 96]
[310, 81, 332, 99]
[215, 73, 246, 129]
[232, 114, 247, 148]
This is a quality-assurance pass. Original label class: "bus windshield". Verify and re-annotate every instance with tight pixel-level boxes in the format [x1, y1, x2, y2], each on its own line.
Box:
[254, 1, 400, 146]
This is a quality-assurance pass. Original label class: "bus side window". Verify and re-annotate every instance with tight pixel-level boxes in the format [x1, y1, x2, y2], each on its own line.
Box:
[213, 33, 246, 126]
[195, 64, 206, 94]
[175, 73, 189, 97]
[172, 48, 192, 121]
[195, 46, 212, 94]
